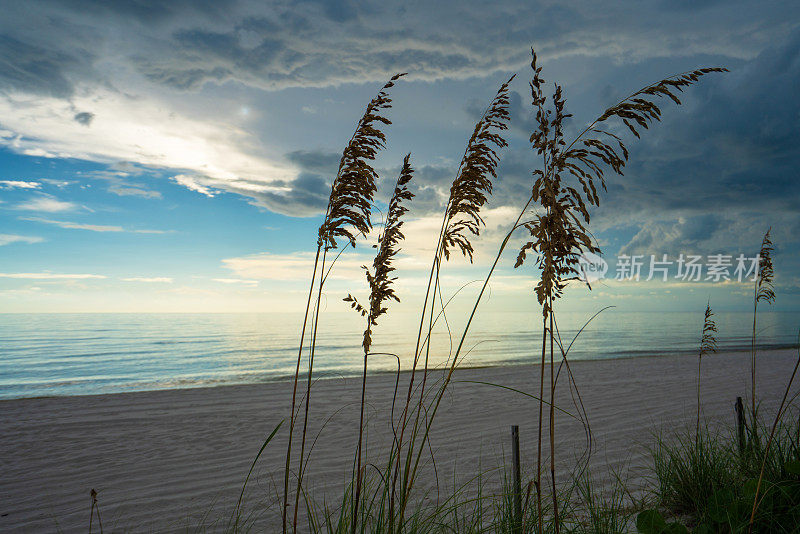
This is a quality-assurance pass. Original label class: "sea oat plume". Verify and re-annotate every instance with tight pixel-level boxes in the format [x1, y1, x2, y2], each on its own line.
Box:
[345, 154, 415, 353]
[700, 302, 718, 359]
[757, 228, 775, 305]
[442, 74, 514, 262]
[320, 73, 407, 251]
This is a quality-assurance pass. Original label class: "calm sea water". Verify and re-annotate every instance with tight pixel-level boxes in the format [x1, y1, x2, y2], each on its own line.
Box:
[0, 311, 798, 399]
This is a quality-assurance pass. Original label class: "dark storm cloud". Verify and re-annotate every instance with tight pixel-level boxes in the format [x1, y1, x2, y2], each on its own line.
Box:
[73, 112, 95, 126]
[41, 0, 237, 24]
[591, 29, 800, 254]
[466, 90, 540, 138]
[247, 173, 330, 216]
[0, 0, 797, 237]
[0, 35, 89, 98]
[619, 214, 723, 256]
[135, 65, 231, 92]
[268, 151, 454, 216]
[3, 0, 791, 97]
[310, 0, 359, 23]
[224, 149, 339, 216]
[441, 27, 799, 262]
[285, 150, 341, 174]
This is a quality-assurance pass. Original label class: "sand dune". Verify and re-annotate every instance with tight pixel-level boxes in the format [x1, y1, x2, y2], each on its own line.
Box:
[0, 349, 796, 532]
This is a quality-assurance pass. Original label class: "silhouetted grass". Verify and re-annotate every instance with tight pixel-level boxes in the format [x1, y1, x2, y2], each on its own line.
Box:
[646, 409, 800, 533]
[216, 44, 757, 534]
[269, 46, 729, 533]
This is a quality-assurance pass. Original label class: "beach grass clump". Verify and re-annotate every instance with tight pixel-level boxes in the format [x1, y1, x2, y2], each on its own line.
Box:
[274, 45, 727, 534]
[643, 229, 800, 533]
[650, 427, 740, 518]
[565, 470, 637, 534]
[647, 412, 800, 533]
[508, 50, 727, 533]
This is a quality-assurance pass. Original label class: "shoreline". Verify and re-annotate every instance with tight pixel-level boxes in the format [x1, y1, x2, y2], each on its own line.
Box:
[1, 348, 797, 532]
[3, 343, 796, 403]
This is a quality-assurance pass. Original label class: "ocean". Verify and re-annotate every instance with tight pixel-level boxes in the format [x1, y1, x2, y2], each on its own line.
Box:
[0, 310, 797, 399]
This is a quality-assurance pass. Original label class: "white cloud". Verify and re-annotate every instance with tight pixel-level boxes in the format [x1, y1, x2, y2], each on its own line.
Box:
[86, 169, 163, 199]
[212, 278, 259, 286]
[0, 272, 106, 279]
[122, 277, 173, 283]
[399, 205, 526, 265]
[172, 174, 218, 198]
[14, 194, 76, 212]
[132, 229, 168, 234]
[41, 179, 73, 188]
[222, 252, 368, 281]
[0, 88, 295, 191]
[0, 234, 44, 246]
[20, 216, 165, 234]
[107, 184, 162, 199]
[220, 207, 526, 286]
[0, 180, 40, 189]
[21, 217, 122, 232]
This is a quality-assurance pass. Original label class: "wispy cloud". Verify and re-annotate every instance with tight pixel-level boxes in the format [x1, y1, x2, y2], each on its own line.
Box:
[172, 174, 218, 198]
[132, 229, 169, 234]
[0, 234, 44, 246]
[121, 277, 173, 283]
[212, 278, 259, 286]
[0, 180, 40, 189]
[87, 168, 163, 199]
[21, 217, 122, 232]
[222, 252, 354, 281]
[20, 216, 166, 234]
[15, 194, 76, 212]
[41, 179, 73, 188]
[0, 272, 106, 279]
[107, 184, 162, 199]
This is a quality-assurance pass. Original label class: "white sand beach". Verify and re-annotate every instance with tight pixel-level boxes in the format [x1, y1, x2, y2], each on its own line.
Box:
[0, 348, 796, 532]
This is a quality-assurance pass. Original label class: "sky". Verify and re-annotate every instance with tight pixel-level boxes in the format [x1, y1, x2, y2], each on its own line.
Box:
[0, 0, 798, 317]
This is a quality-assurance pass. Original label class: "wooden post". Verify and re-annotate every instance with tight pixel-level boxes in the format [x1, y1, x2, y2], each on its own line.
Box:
[735, 396, 746, 454]
[511, 425, 522, 533]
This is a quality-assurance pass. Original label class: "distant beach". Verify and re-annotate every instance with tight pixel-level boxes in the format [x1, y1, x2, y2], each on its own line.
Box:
[0, 348, 795, 532]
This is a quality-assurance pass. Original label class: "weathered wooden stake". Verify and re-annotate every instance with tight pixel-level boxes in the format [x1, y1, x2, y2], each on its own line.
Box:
[511, 425, 522, 533]
[735, 396, 746, 454]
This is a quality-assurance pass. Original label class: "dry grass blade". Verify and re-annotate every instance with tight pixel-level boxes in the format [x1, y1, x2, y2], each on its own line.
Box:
[320, 72, 407, 251]
[442, 74, 514, 262]
[89, 488, 103, 534]
[749, 333, 800, 532]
